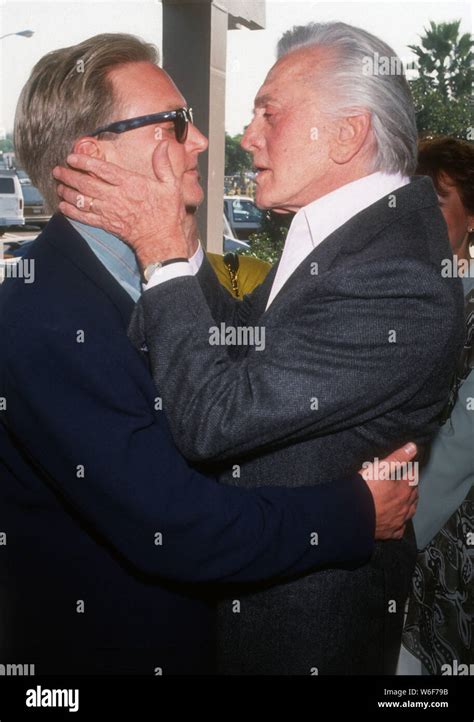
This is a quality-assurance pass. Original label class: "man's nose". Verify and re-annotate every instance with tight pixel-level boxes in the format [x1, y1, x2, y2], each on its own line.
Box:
[241, 119, 261, 153]
[188, 123, 208, 153]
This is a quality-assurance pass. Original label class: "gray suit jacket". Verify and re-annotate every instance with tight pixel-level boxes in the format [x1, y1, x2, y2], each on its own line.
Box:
[129, 177, 464, 674]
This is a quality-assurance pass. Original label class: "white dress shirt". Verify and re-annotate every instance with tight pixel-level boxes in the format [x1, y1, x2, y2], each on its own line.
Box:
[145, 172, 409, 301]
[265, 172, 409, 309]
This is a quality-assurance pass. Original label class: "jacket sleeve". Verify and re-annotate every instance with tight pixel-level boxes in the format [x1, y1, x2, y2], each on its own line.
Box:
[1, 320, 375, 584]
[129, 257, 463, 462]
[414, 372, 474, 549]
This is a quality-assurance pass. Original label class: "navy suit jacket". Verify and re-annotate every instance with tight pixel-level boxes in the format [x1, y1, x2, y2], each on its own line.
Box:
[0, 215, 374, 675]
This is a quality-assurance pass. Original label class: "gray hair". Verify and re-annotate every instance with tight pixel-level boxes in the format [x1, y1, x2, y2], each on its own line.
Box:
[277, 22, 418, 176]
[14, 33, 159, 212]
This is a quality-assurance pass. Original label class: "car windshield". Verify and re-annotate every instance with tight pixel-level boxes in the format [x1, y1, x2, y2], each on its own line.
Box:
[231, 199, 263, 223]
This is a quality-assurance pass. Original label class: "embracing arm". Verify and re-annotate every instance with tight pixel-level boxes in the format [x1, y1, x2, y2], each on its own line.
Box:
[2, 320, 378, 583]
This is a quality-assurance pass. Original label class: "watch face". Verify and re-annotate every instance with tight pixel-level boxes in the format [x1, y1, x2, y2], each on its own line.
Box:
[144, 263, 158, 282]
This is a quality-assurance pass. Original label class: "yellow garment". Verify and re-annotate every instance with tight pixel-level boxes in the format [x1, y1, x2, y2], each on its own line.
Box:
[207, 252, 271, 298]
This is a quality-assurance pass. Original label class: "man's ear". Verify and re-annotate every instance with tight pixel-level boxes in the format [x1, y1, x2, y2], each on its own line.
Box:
[329, 113, 372, 165]
[72, 137, 105, 159]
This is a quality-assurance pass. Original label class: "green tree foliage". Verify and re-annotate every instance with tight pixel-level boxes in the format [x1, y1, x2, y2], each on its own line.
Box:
[0, 132, 14, 153]
[243, 211, 291, 265]
[410, 84, 472, 138]
[408, 20, 473, 138]
[225, 133, 253, 175]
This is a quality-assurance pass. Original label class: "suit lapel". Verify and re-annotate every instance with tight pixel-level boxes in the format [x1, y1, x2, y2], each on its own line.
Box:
[261, 176, 438, 316]
[250, 262, 279, 316]
[46, 214, 136, 328]
[261, 232, 344, 318]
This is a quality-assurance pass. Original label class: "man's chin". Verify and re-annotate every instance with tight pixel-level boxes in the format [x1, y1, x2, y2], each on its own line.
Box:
[256, 188, 295, 214]
[183, 187, 204, 211]
[254, 189, 274, 211]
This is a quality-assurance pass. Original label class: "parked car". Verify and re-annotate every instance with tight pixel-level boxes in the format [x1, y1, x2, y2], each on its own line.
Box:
[223, 235, 251, 254]
[16, 172, 50, 226]
[20, 182, 50, 227]
[224, 195, 264, 240]
[0, 170, 25, 234]
[5, 240, 34, 257]
[223, 211, 250, 253]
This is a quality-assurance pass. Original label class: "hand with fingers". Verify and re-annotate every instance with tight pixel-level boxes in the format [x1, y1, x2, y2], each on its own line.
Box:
[359, 442, 419, 541]
[53, 142, 189, 268]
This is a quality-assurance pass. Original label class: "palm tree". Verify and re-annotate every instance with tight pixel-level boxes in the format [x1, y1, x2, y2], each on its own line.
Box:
[408, 20, 472, 137]
[409, 20, 472, 100]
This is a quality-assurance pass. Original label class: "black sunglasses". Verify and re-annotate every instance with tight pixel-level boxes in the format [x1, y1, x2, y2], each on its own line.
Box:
[90, 107, 194, 143]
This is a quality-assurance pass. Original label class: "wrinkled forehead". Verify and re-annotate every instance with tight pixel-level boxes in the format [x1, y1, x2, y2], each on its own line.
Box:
[255, 45, 336, 107]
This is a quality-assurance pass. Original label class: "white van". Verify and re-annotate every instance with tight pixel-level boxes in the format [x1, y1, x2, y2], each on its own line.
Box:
[0, 170, 25, 232]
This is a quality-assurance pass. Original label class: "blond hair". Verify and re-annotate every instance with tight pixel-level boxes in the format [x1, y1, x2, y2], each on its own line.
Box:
[14, 33, 159, 211]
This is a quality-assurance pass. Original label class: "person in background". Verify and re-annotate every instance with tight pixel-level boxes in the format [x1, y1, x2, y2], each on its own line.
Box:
[402, 136, 474, 674]
[181, 208, 272, 298]
[207, 251, 271, 298]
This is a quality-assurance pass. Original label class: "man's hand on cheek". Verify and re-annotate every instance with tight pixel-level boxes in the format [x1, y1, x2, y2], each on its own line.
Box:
[53, 141, 189, 270]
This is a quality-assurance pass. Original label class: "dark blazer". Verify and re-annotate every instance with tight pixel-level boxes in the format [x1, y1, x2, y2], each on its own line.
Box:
[130, 177, 465, 674]
[0, 214, 375, 675]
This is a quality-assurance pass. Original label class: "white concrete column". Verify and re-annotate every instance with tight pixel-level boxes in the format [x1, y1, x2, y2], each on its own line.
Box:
[162, 0, 265, 252]
[162, 0, 227, 253]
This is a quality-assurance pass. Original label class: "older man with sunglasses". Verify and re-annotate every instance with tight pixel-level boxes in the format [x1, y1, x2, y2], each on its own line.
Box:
[0, 33, 417, 676]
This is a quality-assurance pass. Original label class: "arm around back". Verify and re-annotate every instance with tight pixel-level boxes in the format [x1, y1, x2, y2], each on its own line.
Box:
[1, 316, 375, 584]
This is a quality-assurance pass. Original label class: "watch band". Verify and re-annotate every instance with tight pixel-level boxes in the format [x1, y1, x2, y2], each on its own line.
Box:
[143, 257, 189, 283]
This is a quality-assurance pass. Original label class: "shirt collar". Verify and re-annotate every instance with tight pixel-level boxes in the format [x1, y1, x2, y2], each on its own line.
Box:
[265, 172, 410, 310]
[296, 171, 410, 248]
[69, 220, 142, 302]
